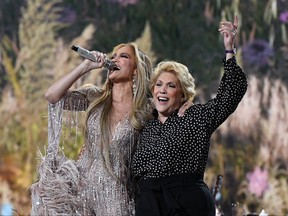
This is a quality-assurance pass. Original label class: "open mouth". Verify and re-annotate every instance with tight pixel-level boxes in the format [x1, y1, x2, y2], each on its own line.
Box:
[113, 65, 120, 70]
[110, 66, 120, 73]
[158, 97, 168, 102]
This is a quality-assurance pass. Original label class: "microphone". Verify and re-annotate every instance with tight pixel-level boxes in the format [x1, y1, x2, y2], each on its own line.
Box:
[71, 45, 119, 70]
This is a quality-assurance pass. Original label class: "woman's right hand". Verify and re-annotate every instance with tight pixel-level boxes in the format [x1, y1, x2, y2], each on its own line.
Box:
[45, 50, 107, 103]
[218, 15, 238, 50]
[83, 51, 107, 71]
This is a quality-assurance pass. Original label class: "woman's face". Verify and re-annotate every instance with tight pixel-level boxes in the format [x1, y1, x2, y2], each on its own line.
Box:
[153, 71, 183, 117]
[109, 45, 137, 83]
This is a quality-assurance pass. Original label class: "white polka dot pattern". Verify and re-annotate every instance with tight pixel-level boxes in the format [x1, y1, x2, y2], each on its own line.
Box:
[132, 57, 248, 180]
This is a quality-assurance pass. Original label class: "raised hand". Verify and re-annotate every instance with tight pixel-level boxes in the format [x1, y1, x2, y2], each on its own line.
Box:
[218, 15, 238, 50]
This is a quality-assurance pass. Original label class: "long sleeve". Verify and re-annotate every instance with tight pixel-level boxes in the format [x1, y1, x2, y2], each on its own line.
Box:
[63, 84, 102, 111]
[205, 56, 248, 133]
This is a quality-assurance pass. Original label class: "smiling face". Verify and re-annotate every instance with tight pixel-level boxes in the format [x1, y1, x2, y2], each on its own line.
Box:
[153, 71, 184, 121]
[109, 45, 137, 83]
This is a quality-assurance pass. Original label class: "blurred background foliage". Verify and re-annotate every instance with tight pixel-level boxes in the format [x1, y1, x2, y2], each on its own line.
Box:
[0, 0, 288, 215]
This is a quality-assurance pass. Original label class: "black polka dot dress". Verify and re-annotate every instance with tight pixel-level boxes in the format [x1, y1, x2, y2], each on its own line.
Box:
[131, 57, 248, 216]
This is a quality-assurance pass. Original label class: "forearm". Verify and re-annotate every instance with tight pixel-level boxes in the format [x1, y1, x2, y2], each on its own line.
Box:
[209, 57, 247, 130]
[219, 57, 247, 106]
[45, 62, 91, 103]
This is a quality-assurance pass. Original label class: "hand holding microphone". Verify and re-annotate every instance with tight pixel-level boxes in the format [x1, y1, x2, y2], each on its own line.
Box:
[71, 45, 119, 70]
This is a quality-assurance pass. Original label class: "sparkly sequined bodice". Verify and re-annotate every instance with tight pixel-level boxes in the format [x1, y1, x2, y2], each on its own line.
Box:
[76, 107, 136, 215]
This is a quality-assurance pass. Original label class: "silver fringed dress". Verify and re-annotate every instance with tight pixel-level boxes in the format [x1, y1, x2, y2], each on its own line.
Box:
[30, 86, 137, 216]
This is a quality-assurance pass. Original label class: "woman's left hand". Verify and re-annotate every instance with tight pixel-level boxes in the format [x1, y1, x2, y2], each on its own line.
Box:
[178, 101, 193, 117]
[218, 14, 238, 50]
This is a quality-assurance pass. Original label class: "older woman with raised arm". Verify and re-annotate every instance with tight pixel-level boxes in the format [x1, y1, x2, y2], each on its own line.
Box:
[132, 15, 247, 216]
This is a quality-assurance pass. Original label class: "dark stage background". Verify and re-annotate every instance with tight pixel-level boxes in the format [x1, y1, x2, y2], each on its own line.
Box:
[1, 0, 288, 215]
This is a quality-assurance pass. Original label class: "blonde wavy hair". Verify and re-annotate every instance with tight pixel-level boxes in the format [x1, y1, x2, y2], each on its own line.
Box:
[150, 60, 196, 103]
[84, 42, 152, 178]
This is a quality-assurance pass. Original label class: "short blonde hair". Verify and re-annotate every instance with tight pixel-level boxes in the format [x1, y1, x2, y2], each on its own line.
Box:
[150, 60, 196, 103]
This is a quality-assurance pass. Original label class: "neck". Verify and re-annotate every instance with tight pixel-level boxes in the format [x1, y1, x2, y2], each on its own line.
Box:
[111, 82, 133, 103]
[110, 83, 133, 128]
[157, 107, 180, 124]
[158, 115, 168, 124]
[157, 111, 172, 123]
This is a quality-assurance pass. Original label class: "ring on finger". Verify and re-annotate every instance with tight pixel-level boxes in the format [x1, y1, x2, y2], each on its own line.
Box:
[231, 28, 237, 35]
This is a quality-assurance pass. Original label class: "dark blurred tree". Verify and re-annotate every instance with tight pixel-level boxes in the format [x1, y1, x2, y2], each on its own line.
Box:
[58, 0, 225, 92]
[144, 0, 224, 87]
[59, 0, 145, 49]
[0, 0, 25, 98]
[2, 0, 288, 87]
[0, 0, 25, 43]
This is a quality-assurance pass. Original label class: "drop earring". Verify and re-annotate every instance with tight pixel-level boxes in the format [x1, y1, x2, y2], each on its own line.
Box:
[132, 75, 136, 96]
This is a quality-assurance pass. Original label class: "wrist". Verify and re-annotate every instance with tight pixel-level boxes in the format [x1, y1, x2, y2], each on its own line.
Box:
[79, 61, 92, 74]
[225, 48, 236, 54]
